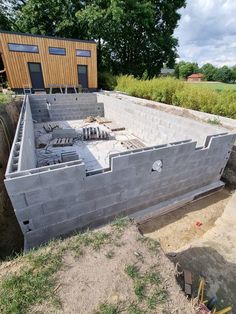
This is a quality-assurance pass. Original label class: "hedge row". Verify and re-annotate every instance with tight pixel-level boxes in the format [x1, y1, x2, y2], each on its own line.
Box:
[115, 76, 236, 119]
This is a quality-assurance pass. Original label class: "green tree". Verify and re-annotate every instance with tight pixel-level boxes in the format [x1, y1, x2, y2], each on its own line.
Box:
[0, 0, 27, 31]
[200, 63, 216, 81]
[2, 0, 186, 76]
[0, 1, 13, 30]
[14, 0, 85, 38]
[231, 66, 236, 82]
[178, 62, 199, 79]
[213, 66, 232, 83]
[174, 61, 186, 78]
[77, 0, 186, 76]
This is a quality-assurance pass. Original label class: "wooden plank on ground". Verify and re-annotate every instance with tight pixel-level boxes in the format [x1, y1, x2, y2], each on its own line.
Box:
[183, 269, 192, 296]
[96, 117, 112, 124]
[104, 122, 125, 131]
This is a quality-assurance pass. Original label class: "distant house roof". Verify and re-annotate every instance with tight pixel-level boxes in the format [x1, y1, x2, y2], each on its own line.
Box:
[188, 73, 204, 79]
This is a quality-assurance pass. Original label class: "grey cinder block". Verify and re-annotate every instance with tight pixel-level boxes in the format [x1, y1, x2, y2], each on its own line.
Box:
[5, 93, 236, 250]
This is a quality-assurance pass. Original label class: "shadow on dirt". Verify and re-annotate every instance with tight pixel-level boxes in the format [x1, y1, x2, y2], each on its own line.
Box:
[169, 246, 236, 312]
[0, 99, 24, 260]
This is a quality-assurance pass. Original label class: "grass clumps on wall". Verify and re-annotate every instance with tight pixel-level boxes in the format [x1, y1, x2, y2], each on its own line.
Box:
[0, 94, 11, 108]
[116, 76, 236, 119]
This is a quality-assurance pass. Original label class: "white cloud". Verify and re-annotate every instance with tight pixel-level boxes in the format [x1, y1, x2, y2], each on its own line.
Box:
[174, 0, 236, 66]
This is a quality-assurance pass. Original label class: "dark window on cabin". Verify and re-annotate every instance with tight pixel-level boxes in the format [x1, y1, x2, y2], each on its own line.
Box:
[8, 43, 39, 53]
[49, 47, 66, 55]
[76, 49, 91, 57]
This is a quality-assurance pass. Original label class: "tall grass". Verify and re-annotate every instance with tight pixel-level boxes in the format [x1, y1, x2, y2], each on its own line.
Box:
[116, 76, 236, 119]
[0, 94, 11, 107]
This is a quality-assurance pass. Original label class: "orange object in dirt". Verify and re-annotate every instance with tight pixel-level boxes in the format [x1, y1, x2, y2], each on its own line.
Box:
[195, 221, 203, 227]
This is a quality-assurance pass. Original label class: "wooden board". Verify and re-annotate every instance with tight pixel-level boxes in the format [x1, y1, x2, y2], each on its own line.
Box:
[52, 138, 73, 147]
[183, 269, 192, 296]
[121, 139, 145, 150]
[0, 31, 97, 89]
[104, 122, 125, 132]
[96, 117, 112, 124]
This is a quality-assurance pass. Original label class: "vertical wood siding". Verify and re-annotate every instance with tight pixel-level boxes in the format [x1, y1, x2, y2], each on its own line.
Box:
[0, 32, 97, 89]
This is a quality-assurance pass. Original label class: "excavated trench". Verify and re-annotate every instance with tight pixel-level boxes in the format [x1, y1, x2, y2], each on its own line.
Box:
[139, 188, 236, 312]
[0, 99, 23, 259]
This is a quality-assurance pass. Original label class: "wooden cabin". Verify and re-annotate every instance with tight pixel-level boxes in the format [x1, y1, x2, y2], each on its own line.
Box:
[187, 73, 204, 82]
[0, 31, 97, 93]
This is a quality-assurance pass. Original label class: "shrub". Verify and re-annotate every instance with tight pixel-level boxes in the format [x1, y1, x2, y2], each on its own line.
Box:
[116, 76, 184, 104]
[98, 72, 117, 90]
[0, 93, 11, 107]
[115, 76, 236, 119]
[173, 87, 218, 112]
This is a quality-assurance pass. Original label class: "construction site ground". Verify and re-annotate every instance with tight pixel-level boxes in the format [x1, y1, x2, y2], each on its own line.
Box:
[140, 188, 236, 312]
[0, 221, 195, 314]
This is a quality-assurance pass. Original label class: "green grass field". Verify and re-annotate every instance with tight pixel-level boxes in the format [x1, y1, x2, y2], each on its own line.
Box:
[188, 81, 236, 91]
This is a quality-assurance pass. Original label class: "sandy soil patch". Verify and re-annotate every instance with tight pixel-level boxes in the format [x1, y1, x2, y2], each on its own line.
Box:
[140, 189, 231, 252]
[31, 224, 194, 314]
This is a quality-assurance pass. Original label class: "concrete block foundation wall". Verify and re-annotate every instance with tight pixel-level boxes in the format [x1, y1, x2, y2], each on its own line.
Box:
[19, 97, 37, 171]
[30, 94, 104, 122]
[99, 94, 227, 147]
[5, 96, 36, 174]
[4, 93, 236, 250]
[5, 133, 235, 249]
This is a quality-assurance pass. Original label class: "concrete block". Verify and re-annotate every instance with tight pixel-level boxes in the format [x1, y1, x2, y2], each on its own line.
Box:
[50, 181, 82, 199]
[84, 171, 113, 190]
[101, 201, 128, 217]
[10, 193, 27, 210]
[52, 128, 77, 139]
[67, 199, 96, 218]
[19, 219, 34, 234]
[110, 167, 137, 183]
[111, 155, 129, 170]
[25, 188, 52, 205]
[95, 192, 122, 210]
[39, 164, 85, 187]
[32, 210, 67, 230]
[5, 174, 41, 195]
[42, 195, 76, 214]
[15, 204, 44, 221]
[24, 229, 53, 250]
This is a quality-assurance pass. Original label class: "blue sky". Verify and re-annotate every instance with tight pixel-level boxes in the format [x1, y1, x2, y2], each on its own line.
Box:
[174, 0, 236, 66]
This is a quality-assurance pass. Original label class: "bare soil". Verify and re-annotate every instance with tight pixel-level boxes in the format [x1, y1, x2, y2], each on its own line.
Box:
[0, 100, 23, 259]
[30, 225, 194, 314]
[140, 189, 231, 252]
[140, 189, 236, 312]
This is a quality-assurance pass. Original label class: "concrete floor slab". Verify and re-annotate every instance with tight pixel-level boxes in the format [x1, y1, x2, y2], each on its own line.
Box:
[35, 119, 147, 171]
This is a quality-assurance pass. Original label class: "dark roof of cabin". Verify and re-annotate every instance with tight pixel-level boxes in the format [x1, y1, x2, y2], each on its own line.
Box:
[0, 30, 96, 44]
